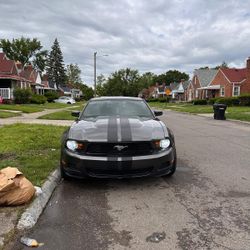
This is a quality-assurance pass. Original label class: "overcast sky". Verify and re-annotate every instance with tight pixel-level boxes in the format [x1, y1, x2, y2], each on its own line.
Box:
[1, 0, 250, 86]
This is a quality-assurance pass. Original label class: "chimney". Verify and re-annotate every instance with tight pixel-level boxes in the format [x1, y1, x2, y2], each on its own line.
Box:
[247, 57, 250, 82]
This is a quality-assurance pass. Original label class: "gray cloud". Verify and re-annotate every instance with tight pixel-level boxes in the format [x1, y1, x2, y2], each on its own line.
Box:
[1, 0, 250, 85]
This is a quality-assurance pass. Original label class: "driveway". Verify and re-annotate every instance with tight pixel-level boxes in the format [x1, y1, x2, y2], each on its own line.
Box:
[10, 111, 250, 250]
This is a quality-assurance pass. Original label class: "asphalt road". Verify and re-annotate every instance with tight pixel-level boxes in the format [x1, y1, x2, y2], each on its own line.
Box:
[13, 111, 250, 250]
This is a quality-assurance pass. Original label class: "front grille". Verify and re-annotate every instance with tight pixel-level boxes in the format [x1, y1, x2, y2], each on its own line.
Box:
[85, 142, 154, 156]
[86, 166, 153, 177]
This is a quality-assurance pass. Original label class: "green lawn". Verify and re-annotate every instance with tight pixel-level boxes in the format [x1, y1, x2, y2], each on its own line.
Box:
[226, 107, 250, 122]
[38, 110, 76, 120]
[149, 102, 250, 122]
[0, 111, 21, 118]
[0, 102, 82, 113]
[0, 104, 44, 113]
[149, 102, 213, 113]
[0, 124, 67, 186]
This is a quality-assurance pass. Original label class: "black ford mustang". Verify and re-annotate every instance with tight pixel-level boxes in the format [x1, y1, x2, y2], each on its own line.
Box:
[60, 97, 177, 179]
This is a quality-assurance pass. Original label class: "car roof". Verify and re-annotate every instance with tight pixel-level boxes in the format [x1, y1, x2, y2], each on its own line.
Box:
[90, 96, 143, 101]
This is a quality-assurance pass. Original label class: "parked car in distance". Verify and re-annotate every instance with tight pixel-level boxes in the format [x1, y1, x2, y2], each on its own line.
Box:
[54, 96, 76, 104]
[60, 96, 177, 179]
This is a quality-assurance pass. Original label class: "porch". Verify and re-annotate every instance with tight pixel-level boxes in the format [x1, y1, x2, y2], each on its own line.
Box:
[198, 85, 221, 99]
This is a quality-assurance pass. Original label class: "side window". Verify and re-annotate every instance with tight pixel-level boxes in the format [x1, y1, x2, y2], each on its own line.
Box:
[220, 87, 225, 97]
[233, 86, 240, 96]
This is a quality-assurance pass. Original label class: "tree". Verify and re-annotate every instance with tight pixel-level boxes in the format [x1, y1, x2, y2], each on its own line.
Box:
[102, 68, 141, 96]
[96, 74, 106, 96]
[66, 64, 82, 84]
[78, 84, 94, 100]
[0, 37, 47, 72]
[214, 61, 229, 69]
[153, 70, 189, 84]
[46, 38, 66, 88]
[138, 72, 156, 89]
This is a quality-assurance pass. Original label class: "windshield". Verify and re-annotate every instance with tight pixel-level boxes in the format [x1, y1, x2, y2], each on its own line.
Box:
[81, 99, 154, 119]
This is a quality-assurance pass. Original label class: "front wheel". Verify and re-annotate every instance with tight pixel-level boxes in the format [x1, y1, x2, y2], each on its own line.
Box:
[60, 166, 70, 180]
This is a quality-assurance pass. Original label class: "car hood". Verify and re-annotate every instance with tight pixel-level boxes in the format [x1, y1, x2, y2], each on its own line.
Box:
[68, 117, 169, 142]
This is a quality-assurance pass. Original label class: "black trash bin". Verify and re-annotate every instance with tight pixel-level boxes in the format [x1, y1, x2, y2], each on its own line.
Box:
[213, 103, 227, 120]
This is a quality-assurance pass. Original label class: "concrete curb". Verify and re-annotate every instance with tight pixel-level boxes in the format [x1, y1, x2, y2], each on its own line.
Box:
[17, 168, 61, 230]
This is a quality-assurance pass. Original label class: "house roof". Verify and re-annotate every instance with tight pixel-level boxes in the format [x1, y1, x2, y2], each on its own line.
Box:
[220, 68, 246, 83]
[0, 58, 15, 74]
[59, 85, 71, 93]
[19, 65, 40, 84]
[170, 82, 179, 90]
[0, 73, 23, 81]
[195, 69, 218, 87]
[182, 80, 190, 90]
[157, 85, 165, 93]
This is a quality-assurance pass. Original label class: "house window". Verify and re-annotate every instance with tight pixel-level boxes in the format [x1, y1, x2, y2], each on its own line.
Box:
[233, 86, 240, 96]
[220, 87, 225, 97]
[195, 90, 198, 98]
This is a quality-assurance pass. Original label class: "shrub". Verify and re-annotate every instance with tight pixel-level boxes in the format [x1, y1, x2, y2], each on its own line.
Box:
[30, 94, 47, 104]
[44, 91, 59, 103]
[193, 99, 207, 105]
[146, 98, 157, 102]
[13, 88, 32, 104]
[239, 94, 250, 106]
[216, 97, 239, 106]
[158, 97, 170, 103]
[207, 98, 218, 105]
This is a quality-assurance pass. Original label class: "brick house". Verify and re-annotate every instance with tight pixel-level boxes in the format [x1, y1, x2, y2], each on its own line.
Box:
[0, 52, 44, 99]
[171, 80, 190, 101]
[186, 69, 218, 101]
[209, 58, 250, 98]
[0, 52, 27, 99]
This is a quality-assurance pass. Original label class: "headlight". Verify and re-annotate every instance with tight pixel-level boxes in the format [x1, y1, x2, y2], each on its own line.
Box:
[160, 139, 171, 149]
[66, 140, 78, 151]
[66, 140, 85, 151]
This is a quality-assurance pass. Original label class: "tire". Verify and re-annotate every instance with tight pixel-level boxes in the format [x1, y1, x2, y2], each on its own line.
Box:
[60, 166, 70, 180]
[67, 102, 71, 104]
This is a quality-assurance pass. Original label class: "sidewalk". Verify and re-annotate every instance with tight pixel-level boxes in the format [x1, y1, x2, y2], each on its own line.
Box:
[0, 107, 75, 126]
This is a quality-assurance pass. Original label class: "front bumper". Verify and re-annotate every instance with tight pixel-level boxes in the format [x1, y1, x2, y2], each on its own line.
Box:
[61, 147, 176, 179]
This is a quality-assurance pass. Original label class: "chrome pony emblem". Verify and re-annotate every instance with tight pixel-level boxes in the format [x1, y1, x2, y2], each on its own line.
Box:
[113, 145, 128, 151]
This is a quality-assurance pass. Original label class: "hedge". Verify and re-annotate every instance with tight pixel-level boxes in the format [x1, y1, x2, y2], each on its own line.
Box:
[193, 99, 207, 105]
[239, 94, 250, 106]
[44, 91, 59, 103]
[215, 97, 240, 106]
[146, 97, 170, 103]
[30, 94, 47, 104]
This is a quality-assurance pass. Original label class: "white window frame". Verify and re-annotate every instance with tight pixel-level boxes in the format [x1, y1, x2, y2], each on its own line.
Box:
[233, 86, 240, 97]
[220, 87, 225, 97]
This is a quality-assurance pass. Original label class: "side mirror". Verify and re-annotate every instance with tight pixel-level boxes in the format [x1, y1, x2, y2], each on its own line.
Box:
[71, 111, 80, 117]
[154, 110, 163, 116]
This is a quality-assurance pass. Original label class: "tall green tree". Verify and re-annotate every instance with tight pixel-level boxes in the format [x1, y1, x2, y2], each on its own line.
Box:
[138, 72, 156, 89]
[102, 68, 140, 96]
[46, 38, 66, 88]
[0, 37, 47, 72]
[96, 74, 106, 96]
[66, 63, 82, 84]
[153, 70, 189, 84]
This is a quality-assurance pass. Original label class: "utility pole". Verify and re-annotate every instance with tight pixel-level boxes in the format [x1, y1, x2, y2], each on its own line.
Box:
[94, 51, 97, 97]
